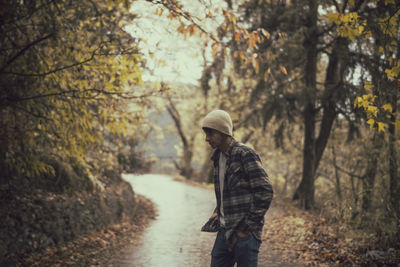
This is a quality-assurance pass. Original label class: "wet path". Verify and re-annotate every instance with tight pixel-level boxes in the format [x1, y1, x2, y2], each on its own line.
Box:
[115, 174, 216, 266]
[110, 174, 294, 267]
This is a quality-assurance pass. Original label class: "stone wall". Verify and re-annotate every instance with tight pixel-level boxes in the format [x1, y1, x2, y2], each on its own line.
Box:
[0, 180, 136, 264]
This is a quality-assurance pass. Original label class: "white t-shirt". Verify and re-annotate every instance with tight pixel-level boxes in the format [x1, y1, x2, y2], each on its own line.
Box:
[219, 152, 227, 226]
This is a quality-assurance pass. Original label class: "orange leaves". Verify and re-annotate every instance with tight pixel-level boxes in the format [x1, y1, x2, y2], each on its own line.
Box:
[234, 32, 240, 41]
[167, 13, 176, 19]
[249, 31, 261, 48]
[187, 25, 197, 36]
[280, 65, 288, 75]
[211, 42, 220, 56]
[239, 51, 245, 60]
[233, 28, 265, 50]
[233, 50, 245, 60]
[177, 23, 198, 37]
[260, 28, 270, 39]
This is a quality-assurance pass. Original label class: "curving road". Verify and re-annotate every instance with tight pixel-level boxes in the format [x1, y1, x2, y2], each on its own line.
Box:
[115, 174, 216, 267]
[110, 174, 293, 267]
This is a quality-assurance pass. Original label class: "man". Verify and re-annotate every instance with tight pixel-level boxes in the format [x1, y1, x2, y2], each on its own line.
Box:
[200, 110, 273, 267]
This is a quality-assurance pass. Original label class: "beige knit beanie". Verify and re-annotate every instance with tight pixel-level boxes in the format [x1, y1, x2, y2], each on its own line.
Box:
[202, 110, 233, 136]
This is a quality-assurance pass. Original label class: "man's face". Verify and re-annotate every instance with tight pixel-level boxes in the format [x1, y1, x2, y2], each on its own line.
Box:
[203, 128, 224, 149]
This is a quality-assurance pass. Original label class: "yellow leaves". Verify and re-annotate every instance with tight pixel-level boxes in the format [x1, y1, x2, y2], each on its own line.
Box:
[355, 92, 397, 133]
[264, 67, 271, 82]
[325, 12, 365, 41]
[367, 119, 375, 130]
[364, 80, 373, 91]
[366, 105, 378, 118]
[2, 0, 148, 181]
[343, 12, 359, 23]
[377, 122, 388, 132]
[364, 30, 372, 39]
[382, 104, 393, 113]
[354, 94, 376, 111]
[367, 119, 390, 133]
[378, 16, 398, 38]
[326, 12, 341, 24]
[354, 96, 363, 108]
[385, 60, 400, 79]
[231, 15, 237, 27]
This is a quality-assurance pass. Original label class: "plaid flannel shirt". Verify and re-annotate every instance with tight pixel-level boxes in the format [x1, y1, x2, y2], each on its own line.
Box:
[201, 140, 273, 250]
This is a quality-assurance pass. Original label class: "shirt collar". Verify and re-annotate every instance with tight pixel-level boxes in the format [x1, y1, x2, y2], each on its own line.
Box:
[211, 139, 237, 161]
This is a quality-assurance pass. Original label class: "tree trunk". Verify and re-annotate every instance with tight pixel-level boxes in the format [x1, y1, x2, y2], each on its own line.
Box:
[166, 97, 194, 179]
[331, 144, 342, 202]
[292, 0, 318, 209]
[293, 103, 316, 209]
[315, 37, 349, 172]
[293, 27, 350, 209]
[361, 133, 381, 216]
[389, 83, 399, 217]
[181, 145, 194, 179]
[350, 174, 360, 220]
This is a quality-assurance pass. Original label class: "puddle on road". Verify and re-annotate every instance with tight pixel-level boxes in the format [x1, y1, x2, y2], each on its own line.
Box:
[119, 174, 216, 267]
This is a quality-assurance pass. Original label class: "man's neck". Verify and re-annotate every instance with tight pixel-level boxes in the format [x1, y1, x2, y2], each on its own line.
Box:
[219, 137, 233, 153]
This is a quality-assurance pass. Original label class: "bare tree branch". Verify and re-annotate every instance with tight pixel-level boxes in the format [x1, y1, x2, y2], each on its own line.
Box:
[145, 0, 220, 43]
[0, 32, 54, 73]
[3, 86, 167, 103]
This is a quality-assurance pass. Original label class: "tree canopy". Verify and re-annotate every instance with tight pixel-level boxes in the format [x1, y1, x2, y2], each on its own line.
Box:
[0, 0, 156, 192]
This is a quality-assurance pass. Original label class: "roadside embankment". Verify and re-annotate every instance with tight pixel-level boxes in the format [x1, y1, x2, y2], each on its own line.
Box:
[0, 179, 152, 266]
[20, 194, 156, 266]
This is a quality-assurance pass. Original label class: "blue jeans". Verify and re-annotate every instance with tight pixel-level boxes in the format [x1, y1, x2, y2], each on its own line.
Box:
[211, 229, 261, 267]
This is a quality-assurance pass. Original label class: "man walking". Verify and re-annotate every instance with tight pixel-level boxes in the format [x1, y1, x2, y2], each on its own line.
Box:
[201, 110, 273, 267]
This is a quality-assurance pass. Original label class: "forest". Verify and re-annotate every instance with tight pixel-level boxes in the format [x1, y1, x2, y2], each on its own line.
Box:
[0, 0, 399, 265]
